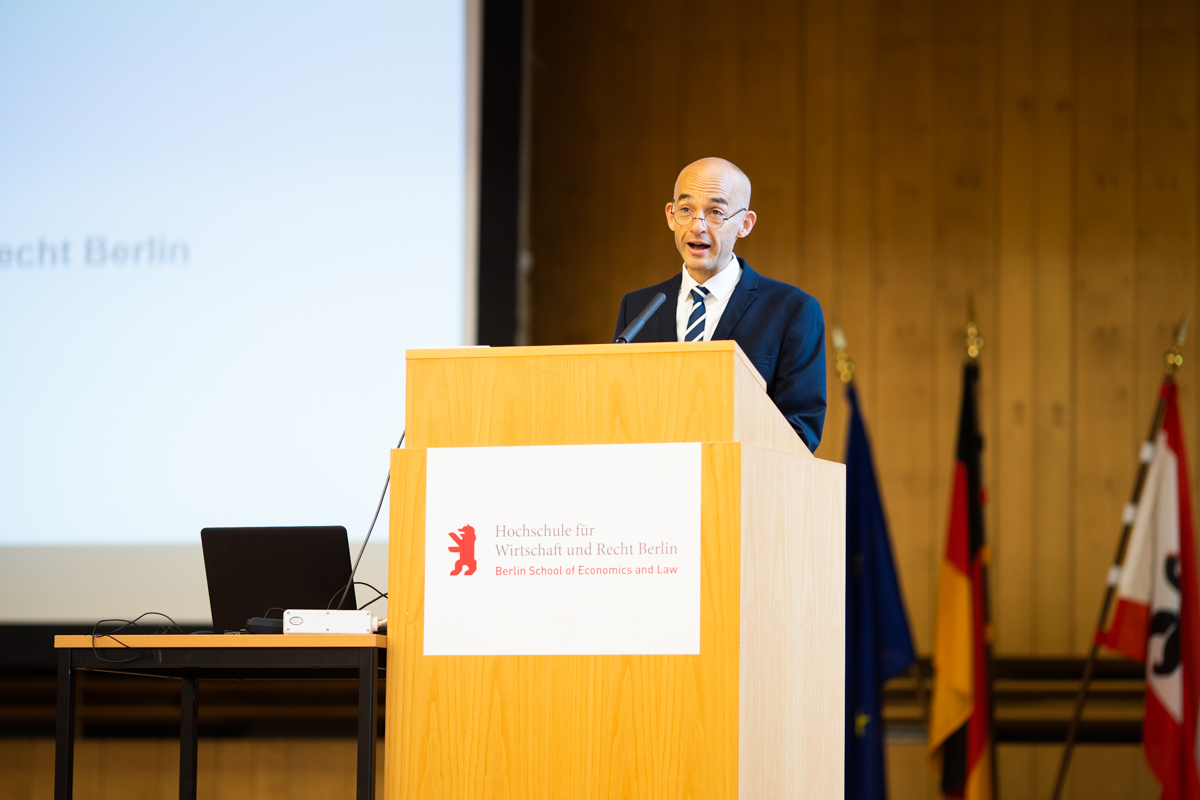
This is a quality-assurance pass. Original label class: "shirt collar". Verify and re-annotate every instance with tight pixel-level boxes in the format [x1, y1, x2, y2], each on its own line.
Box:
[681, 254, 741, 300]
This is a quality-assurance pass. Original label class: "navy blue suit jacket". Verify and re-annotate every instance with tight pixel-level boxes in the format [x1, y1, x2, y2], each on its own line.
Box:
[613, 258, 827, 451]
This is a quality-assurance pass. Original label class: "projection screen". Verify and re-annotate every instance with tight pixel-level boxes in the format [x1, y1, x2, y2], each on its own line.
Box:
[0, 1, 478, 622]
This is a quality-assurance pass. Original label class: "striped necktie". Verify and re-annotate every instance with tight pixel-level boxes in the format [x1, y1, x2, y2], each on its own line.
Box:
[684, 286, 711, 342]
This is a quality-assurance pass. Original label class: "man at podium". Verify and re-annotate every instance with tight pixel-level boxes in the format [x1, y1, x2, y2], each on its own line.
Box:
[613, 156, 827, 451]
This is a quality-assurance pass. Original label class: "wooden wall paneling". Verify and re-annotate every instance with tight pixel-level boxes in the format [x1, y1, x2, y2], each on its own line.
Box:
[31, 739, 55, 800]
[883, 742, 939, 800]
[801, 0, 840, 463]
[251, 741, 288, 800]
[71, 735, 100, 800]
[5, 737, 1161, 800]
[928, 0, 997, 521]
[996, 743, 1158, 800]
[927, 0, 996, 659]
[677, 2, 740, 185]
[994, 0, 1036, 658]
[526, 3, 574, 344]
[527, 5, 682, 345]
[196, 739, 217, 800]
[375, 741, 386, 798]
[1071, 745, 1155, 799]
[288, 740, 355, 800]
[212, 738, 252, 800]
[997, 744, 1032, 799]
[1134, 743, 1168, 796]
[0, 739, 34, 800]
[1135, 0, 1198, 485]
[152, 740, 176, 800]
[599, 5, 684, 324]
[872, 0, 937, 652]
[998, 743, 1086, 799]
[997, 744, 1043, 799]
[591, 0, 636, 283]
[829, 0, 877, 460]
[213, 738, 289, 800]
[798, 0, 836, 299]
[681, 0, 734, 158]
[1072, 0, 1138, 655]
[517, 0, 1200, 789]
[97, 740, 161, 800]
[1034, 745, 1074, 800]
[527, 4, 586, 344]
[896, 742, 1165, 800]
[1031, 0, 1077, 656]
[732, 0, 802, 297]
[0, 739, 387, 800]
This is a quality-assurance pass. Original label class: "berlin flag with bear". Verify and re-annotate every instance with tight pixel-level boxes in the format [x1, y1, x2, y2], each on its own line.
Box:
[1104, 382, 1200, 800]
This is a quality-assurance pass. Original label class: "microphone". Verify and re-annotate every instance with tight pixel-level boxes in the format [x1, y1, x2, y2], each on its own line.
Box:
[614, 292, 666, 343]
[334, 431, 405, 611]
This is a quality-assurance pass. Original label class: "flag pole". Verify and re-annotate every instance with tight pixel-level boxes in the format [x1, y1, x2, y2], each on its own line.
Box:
[965, 298, 999, 800]
[833, 328, 931, 727]
[1049, 312, 1190, 800]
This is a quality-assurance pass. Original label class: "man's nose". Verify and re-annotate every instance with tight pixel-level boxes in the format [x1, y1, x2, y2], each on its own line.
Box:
[687, 214, 710, 231]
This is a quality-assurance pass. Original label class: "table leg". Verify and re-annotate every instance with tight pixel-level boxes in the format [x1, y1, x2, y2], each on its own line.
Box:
[179, 673, 199, 800]
[54, 649, 75, 800]
[356, 648, 379, 800]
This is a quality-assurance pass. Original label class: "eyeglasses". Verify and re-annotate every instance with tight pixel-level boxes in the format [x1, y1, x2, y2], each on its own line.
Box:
[671, 205, 747, 229]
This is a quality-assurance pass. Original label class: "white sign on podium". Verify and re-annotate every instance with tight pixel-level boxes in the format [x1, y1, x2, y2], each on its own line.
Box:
[423, 443, 702, 656]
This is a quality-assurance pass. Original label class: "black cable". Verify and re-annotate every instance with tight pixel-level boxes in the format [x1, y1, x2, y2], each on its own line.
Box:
[327, 581, 387, 611]
[91, 612, 185, 664]
[334, 431, 404, 610]
[357, 590, 387, 611]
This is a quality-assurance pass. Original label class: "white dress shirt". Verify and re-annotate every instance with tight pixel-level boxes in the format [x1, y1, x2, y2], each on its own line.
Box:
[676, 255, 743, 342]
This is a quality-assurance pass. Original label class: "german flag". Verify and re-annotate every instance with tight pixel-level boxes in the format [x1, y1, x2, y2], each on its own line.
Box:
[929, 362, 994, 799]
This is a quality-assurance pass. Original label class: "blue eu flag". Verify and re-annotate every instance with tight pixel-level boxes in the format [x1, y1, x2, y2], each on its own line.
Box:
[844, 384, 917, 800]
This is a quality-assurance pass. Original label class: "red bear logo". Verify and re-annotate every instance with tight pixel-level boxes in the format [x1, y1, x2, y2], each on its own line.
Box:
[448, 525, 477, 576]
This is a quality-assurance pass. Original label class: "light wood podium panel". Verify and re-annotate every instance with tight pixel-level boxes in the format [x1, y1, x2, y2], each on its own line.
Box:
[387, 345, 844, 800]
[405, 342, 810, 457]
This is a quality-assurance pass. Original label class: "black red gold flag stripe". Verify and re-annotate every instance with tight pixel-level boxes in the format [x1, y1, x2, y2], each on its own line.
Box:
[929, 362, 994, 800]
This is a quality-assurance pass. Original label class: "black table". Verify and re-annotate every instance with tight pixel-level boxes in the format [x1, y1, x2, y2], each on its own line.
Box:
[54, 634, 386, 800]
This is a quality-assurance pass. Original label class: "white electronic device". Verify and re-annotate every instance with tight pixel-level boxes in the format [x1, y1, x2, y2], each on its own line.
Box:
[283, 609, 379, 634]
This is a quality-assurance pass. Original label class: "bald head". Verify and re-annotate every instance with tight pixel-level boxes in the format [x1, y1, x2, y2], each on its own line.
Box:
[666, 157, 757, 282]
[673, 157, 751, 208]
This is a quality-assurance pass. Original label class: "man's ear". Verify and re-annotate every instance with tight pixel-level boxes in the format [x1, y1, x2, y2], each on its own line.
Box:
[664, 201, 677, 230]
[737, 210, 757, 238]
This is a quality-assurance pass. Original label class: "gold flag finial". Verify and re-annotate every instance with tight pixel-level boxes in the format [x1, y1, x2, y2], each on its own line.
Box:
[1165, 310, 1190, 377]
[831, 326, 855, 384]
[966, 295, 983, 360]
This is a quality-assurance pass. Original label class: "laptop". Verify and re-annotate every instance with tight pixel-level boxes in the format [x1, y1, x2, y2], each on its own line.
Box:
[200, 526, 358, 633]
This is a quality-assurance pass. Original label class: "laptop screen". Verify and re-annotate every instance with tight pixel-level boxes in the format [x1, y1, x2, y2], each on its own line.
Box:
[200, 526, 358, 633]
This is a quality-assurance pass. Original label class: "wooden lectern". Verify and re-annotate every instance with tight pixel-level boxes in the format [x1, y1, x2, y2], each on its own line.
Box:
[385, 342, 845, 799]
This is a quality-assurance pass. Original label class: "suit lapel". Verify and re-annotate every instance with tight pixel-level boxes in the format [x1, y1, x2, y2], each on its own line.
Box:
[656, 273, 683, 342]
[711, 258, 760, 341]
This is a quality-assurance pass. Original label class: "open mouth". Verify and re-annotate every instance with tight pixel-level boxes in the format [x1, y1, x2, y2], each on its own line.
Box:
[686, 241, 711, 255]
